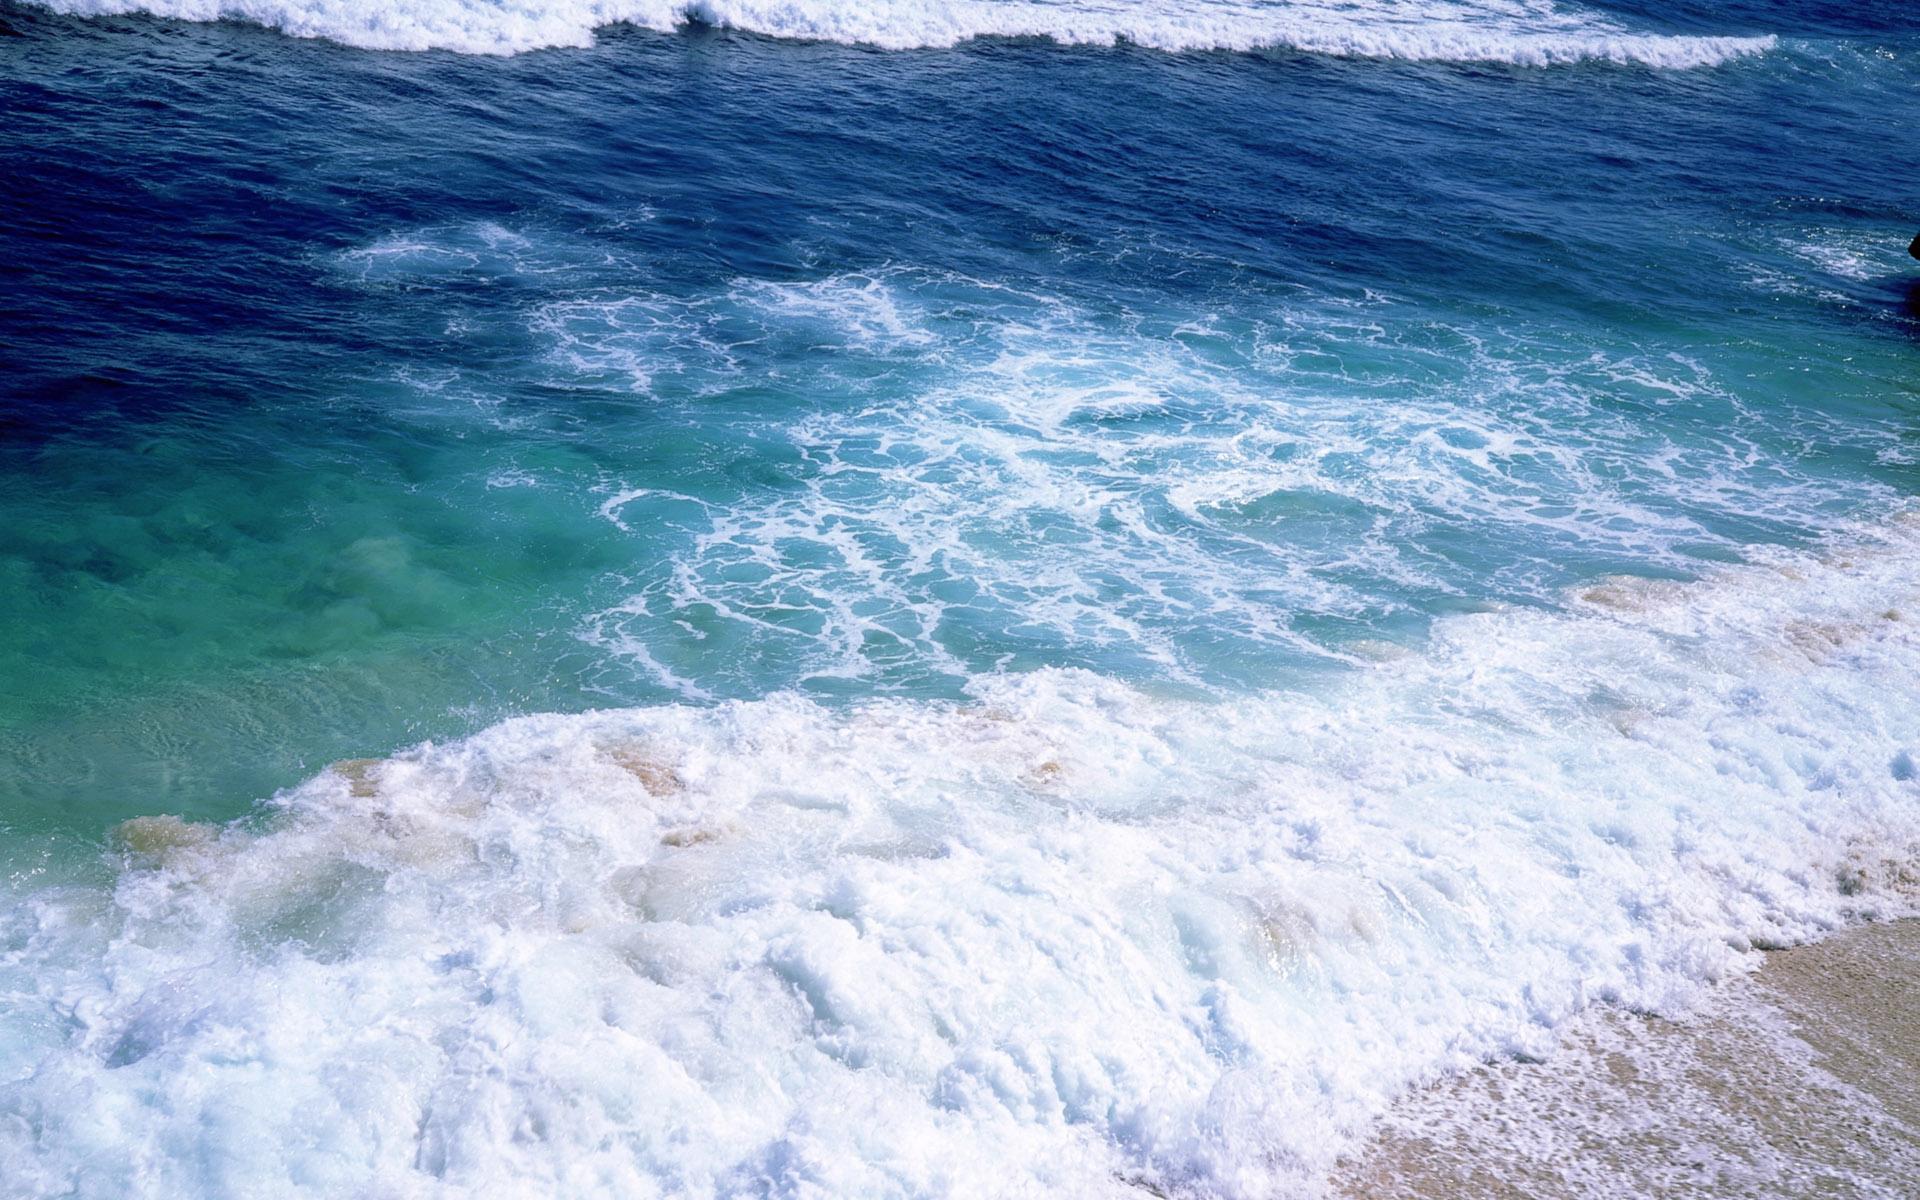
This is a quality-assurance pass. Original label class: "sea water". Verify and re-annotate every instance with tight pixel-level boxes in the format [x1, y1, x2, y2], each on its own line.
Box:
[1, 2, 1917, 1195]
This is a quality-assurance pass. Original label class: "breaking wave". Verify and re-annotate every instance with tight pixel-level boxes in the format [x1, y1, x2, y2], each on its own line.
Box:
[32, 0, 1778, 64]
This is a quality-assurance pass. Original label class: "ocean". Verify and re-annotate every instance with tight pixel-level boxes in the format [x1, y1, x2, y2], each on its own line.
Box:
[1, 1, 1917, 1195]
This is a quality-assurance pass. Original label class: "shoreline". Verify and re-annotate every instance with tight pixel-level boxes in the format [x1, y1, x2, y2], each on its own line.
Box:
[1336, 918, 1920, 1198]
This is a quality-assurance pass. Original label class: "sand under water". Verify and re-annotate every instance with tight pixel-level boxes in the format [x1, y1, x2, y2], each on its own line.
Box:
[1339, 919, 1920, 1199]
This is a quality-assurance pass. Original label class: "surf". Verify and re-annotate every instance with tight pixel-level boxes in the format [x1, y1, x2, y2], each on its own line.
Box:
[29, 0, 1776, 64]
[4, 516, 1916, 1197]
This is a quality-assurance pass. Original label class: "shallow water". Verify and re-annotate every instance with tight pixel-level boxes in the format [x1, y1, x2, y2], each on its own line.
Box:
[2, 2, 1919, 1195]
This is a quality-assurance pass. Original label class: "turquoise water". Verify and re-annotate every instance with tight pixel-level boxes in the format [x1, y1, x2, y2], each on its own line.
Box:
[2, 3, 1919, 1196]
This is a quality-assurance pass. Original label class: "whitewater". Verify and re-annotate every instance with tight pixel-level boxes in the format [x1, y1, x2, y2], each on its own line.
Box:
[28, 0, 1776, 63]
[5, 516, 1918, 1196]
[3, 2, 1918, 1197]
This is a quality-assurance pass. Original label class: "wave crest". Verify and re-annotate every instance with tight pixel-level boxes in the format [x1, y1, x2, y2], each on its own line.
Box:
[35, 0, 1778, 65]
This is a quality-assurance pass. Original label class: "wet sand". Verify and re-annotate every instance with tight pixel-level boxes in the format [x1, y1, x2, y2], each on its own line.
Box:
[1336, 920, 1920, 1199]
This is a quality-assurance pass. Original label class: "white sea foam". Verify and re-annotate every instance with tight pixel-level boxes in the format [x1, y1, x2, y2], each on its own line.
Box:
[554, 267, 1895, 691]
[1343, 937, 1920, 1197]
[35, 0, 1776, 65]
[3, 517, 1917, 1198]
[1782, 230, 1913, 283]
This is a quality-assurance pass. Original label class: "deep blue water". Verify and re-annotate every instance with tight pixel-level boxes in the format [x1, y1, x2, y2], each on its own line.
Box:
[2, 3, 1919, 1195]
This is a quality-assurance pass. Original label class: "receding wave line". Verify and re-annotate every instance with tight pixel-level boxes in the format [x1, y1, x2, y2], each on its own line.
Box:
[35, 0, 1778, 65]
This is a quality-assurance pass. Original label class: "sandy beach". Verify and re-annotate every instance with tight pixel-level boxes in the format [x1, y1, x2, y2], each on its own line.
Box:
[1338, 919, 1920, 1199]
